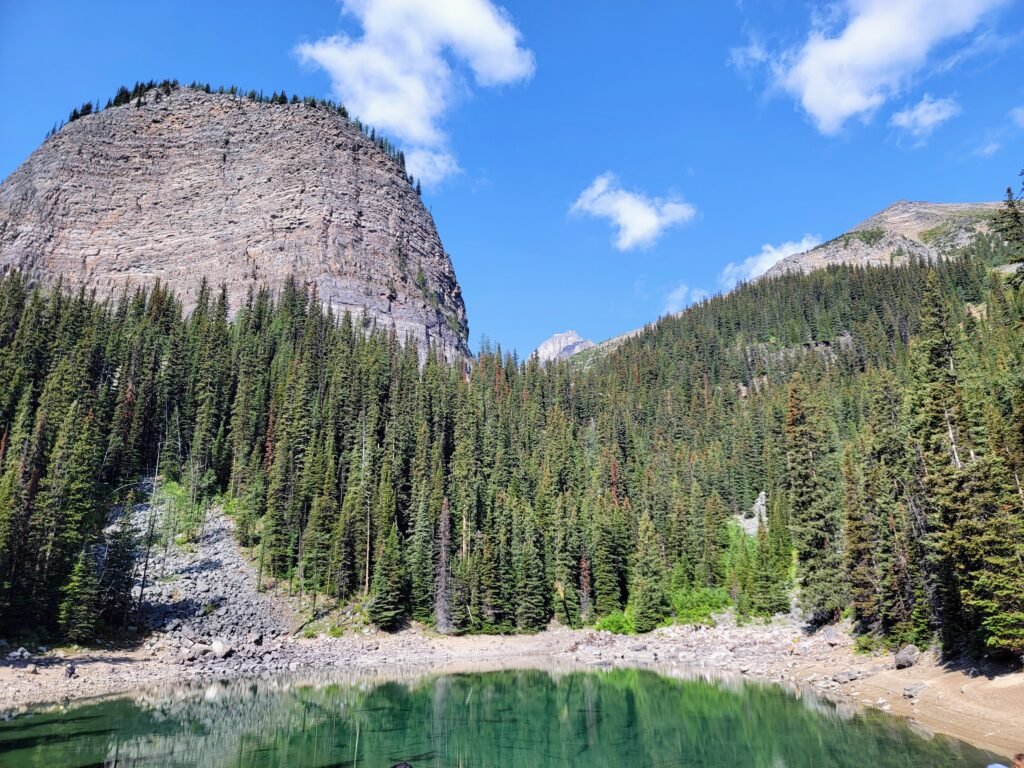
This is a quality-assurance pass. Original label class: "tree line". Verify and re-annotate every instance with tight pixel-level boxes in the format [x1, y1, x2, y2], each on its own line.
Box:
[0, 216, 1022, 653]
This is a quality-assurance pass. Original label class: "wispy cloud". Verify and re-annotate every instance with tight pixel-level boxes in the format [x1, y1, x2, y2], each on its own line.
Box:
[973, 141, 1000, 158]
[663, 283, 709, 315]
[296, 0, 534, 186]
[890, 95, 960, 142]
[719, 234, 822, 288]
[1011, 106, 1024, 128]
[734, 0, 1008, 135]
[571, 173, 696, 251]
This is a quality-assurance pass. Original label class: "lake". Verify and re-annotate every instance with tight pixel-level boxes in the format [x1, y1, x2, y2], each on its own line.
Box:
[0, 667, 1004, 767]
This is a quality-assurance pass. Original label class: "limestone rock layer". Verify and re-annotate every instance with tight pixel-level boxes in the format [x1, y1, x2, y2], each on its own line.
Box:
[0, 87, 469, 360]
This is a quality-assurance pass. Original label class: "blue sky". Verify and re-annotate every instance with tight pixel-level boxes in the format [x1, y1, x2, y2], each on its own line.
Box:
[2, 1, 1023, 355]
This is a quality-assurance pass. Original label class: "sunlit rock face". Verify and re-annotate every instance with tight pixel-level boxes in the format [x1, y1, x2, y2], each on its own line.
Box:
[0, 87, 469, 361]
[535, 330, 595, 362]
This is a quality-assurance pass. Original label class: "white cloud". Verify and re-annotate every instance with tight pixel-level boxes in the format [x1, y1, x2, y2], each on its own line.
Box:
[570, 174, 697, 251]
[663, 283, 709, 315]
[766, 0, 1007, 134]
[728, 41, 769, 72]
[296, 0, 534, 186]
[1011, 106, 1024, 128]
[719, 234, 822, 288]
[973, 141, 1000, 158]
[890, 95, 960, 140]
[406, 149, 461, 186]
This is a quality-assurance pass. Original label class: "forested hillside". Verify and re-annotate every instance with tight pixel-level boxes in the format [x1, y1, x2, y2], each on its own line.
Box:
[1, 235, 1022, 655]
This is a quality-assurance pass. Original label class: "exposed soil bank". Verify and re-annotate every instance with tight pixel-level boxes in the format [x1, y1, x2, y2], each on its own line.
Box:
[2, 510, 1021, 758]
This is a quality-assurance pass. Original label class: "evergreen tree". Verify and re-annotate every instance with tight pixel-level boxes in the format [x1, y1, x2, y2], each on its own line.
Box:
[629, 512, 667, 633]
[785, 374, 845, 623]
[368, 522, 405, 630]
[59, 549, 98, 643]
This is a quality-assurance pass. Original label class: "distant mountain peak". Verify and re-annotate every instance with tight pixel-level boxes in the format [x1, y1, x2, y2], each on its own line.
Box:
[535, 330, 595, 363]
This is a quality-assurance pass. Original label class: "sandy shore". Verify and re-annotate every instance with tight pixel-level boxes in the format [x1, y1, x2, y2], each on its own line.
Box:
[2, 507, 1021, 758]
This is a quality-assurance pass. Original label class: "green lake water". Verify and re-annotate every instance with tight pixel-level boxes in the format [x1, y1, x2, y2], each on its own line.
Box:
[0, 667, 1005, 767]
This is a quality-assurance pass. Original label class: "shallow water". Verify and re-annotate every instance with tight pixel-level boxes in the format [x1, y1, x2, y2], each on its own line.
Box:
[0, 667, 1004, 767]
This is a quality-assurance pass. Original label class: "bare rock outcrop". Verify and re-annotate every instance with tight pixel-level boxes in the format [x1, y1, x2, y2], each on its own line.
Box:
[534, 330, 595, 363]
[0, 86, 469, 360]
[763, 200, 1001, 279]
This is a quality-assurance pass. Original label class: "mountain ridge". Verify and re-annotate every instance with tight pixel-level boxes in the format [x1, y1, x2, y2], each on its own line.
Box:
[546, 198, 1003, 363]
[763, 200, 1001, 279]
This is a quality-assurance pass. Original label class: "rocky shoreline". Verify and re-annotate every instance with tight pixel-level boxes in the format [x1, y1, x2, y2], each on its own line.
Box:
[2, 509, 1021, 758]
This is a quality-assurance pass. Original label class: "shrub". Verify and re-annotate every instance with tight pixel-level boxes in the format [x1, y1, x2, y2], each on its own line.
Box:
[595, 609, 634, 635]
[670, 587, 731, 626]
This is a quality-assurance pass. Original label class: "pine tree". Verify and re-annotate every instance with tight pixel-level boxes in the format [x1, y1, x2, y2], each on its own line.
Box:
[629, 512, 667, 633]
[513, 502, 547, 631]
[785, 373, 845, 623]
[59, 549, 99, 643]
[748, 520, 789, 617]
[368, 522, 405, 630]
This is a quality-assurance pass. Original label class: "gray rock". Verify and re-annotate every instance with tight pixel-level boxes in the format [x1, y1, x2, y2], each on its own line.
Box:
[894, 645, 920, 669]
[763, 201, 1002, 280]
[211, 640, 233, 660]
[903, 682, 926, 699]
[188, 644, 213, 661]
[0, 86, 469, 362]
[832, 669, 861, 684]
[820, 626, 844, 647]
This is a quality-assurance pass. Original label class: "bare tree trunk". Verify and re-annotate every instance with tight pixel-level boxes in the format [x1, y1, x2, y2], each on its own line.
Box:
[944, 408, 962, 470]
[435, 497, 452, 633]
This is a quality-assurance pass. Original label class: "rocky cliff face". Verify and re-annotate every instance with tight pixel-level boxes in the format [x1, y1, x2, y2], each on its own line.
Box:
[0, 86, 469, 360]
[762, 200, 1000, 279]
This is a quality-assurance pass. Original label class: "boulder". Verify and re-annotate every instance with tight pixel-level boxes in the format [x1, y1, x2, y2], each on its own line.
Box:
[894, 645, 920, 669]
[211, 640, 233, 660]
[832, 669, 861, 684]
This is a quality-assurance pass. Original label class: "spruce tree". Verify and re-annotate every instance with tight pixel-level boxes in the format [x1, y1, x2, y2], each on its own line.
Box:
[368, 522, 405, 630]
[59, 549, 99, 643]
[629, 512, 667, 633]
[785, 373, 846, 623]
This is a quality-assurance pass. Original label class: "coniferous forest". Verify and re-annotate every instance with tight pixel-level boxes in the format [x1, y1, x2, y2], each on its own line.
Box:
[1, 219, 1023, 657]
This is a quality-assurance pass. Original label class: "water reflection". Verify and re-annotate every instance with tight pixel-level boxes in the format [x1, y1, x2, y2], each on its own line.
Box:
[0, 666, 1003, 768]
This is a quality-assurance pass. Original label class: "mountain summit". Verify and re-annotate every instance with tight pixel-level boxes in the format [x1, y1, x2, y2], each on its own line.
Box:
[0, 84, 469, 360]
[762, 200, 1001, 279]
[535, 330, 595, 362]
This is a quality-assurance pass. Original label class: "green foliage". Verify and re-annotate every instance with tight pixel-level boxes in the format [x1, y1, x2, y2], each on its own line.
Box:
[595, 609, 634, 634]
[368, 522, 405, 631]
[0, 203, 1021, 654]
[670, 587, 732, 626]
[853, 227, 886, 247]
[629, 512, 668, 633]
[58, 550, 99, 643]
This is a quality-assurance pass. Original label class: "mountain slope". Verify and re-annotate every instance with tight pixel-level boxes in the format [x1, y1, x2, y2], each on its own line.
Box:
[762, 200, 1000, 279]
[554, 199, 1004, 366]
[0, 85, 469, 360]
